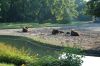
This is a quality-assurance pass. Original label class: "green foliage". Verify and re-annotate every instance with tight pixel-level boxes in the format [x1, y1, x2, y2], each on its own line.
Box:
[0, 35, 60, 57]
[86, 0, 100, 17]
[0, 63, 15, 66]
[60, 47, 84, 55]
[34, 56, 57, 66]
[0, 0, 78, 22]
[0, 43, 38, 65]
[0, 43, 83, 66]
[33, 47, 83, 66]
[0, 35, 83, 66]
[0, 22, 82, 29]
[34, 52, 83, 66]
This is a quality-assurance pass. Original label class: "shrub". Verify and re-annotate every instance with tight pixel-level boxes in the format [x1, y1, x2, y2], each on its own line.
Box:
[35, 46, 83, 66]
[0, 63, 15, 66]
[34, 49, 83, 66]
[0, 43, 83, 66]
[0, 43, 38, 66]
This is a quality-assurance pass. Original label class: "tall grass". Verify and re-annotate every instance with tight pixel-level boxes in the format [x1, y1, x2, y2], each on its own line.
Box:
[0, 35, 83, 66]
[0, 43, 38, 65]
[0, 63, 15, 66]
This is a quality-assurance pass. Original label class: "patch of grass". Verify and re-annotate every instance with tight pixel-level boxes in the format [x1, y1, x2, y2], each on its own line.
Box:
[0, 35, 83, 66]
[0, 44, 83, 66]
[0, 35, 62, 57]
[34, 51, 83, 66]
[0, 21, 84, 29]
[0, 22, 40, 29]
[0, 63, 15, 66]
[31, 35, 66, 47]
[0, 43, 38, 65]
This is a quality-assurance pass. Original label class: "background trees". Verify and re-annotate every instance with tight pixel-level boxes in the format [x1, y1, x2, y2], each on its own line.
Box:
[85, 0, 100, 22]
[0, 0, 78, 23]
[86, 0, 100, 17]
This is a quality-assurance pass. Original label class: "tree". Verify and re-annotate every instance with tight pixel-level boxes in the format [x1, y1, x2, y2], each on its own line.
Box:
[0, 0, 10, 22]
[0, 0, 78, 23]
[85, 0, 100, 22]
[36, 0, 78, 22]
[75, 0, 91, 21]
[86, 0, 100, 17]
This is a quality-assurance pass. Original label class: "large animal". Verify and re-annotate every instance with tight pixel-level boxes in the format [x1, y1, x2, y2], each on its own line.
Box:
[70, 29, 79, 36]
[52, 29, 64, 35]
[22, 27, 28, 32]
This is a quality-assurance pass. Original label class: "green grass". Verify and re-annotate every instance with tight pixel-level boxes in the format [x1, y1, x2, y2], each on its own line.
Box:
[0, 44, 83, 66]
[0, 35, 83, 56]
[0, 43, 38, 65]
[0, 35, 83, 66]
[0, 21, 84, 29]
[0, 63, 15, 66]
[0, 35, 62, 57]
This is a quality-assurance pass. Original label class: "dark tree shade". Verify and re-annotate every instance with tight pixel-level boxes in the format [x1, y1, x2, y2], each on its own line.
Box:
[0, 0, 78, 23]
[86, 0, 100, 17]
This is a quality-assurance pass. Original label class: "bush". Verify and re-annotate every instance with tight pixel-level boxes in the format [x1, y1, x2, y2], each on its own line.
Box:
[0, 63, 15, 66]
[0, 43, 38, 66]
[36, 53, 82, 66]
[0, 43, 83, 66]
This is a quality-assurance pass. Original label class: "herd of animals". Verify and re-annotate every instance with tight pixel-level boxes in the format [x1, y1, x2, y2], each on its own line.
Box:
[22, 27, 79, 36]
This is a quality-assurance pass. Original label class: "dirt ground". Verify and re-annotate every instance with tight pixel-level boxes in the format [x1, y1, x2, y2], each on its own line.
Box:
[32, 29, 100, 50]
[30, 28, 100, 56]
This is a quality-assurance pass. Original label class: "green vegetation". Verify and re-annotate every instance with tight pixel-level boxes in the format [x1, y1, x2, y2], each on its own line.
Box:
[35, 54, 83, 66]
[0, 43, 38, 65]
[86, 0, 100, 17]
[0, 43, 83, 66]
[0, 63, 15, 66]
[0, 35, 83, 66]
[0, 0, 77, 22]
[0, 35, 84, 56]
[0, 21, 86, 29]
[0, 35, 62, 56]
[0, 0, 97, 66]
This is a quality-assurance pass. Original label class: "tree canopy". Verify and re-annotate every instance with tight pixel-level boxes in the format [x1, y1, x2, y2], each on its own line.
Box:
[86, 0, 100, 17]
[0, 0, 78, 22]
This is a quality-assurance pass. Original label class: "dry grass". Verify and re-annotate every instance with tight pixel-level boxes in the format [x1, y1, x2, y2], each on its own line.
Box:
[31, 30, 100, 51]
